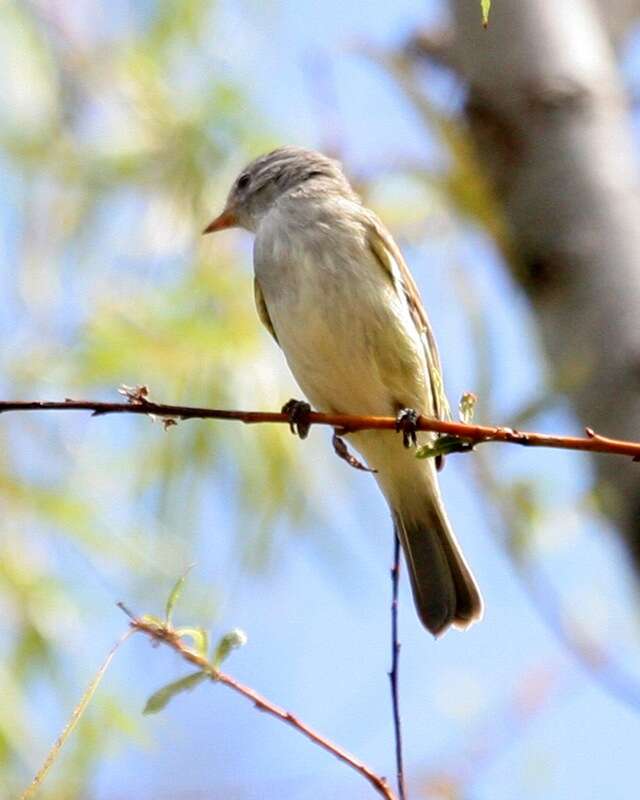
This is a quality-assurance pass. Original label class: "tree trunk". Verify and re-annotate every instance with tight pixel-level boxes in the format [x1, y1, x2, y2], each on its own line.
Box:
[447, 0, 640, 568]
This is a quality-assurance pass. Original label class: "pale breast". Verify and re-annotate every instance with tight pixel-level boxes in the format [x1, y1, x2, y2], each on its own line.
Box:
[253, 198, 431, 416]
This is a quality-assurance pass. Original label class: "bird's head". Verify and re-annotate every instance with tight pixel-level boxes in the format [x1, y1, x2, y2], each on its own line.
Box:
[203, 146, 354, 234]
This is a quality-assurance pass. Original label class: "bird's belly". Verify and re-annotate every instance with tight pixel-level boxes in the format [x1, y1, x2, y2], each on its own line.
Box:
[278, 314, 389, 414]
[264, 270, 427, 417]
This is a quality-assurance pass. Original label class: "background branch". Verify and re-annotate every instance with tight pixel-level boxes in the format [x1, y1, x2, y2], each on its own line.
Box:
[443, 0, 640, 573]
[389, 534, 406, 800]
[124, 608, 397, 800]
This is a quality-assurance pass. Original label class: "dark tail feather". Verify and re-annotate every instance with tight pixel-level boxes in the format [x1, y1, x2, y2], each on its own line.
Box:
[393, 506, 483, 636]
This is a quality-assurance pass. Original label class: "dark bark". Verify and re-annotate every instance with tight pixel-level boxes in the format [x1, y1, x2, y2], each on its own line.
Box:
[445, 0, 640, 568]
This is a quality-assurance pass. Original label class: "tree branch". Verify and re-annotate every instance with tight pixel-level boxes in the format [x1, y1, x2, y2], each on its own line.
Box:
[389, 533, 406, 800]
[443, 0, 640, 572]
[122, 608, 396, 800]
[3, 397, 640, 461]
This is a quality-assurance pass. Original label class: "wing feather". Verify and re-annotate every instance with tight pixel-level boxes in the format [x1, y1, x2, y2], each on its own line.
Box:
[254, 277, 279, 344]
[366, 216, 449, 422]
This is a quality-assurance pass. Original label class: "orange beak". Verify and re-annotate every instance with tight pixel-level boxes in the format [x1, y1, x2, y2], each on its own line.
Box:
[202, 208, 238, 234]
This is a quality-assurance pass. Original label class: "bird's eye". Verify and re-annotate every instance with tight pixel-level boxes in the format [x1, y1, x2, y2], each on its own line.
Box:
[237, 173, 251, 190]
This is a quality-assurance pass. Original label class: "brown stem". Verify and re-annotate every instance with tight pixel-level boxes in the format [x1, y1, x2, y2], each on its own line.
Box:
[2, 399, 640, 461]
[389, 533, 406, 800]
[126, 613, 396, 800]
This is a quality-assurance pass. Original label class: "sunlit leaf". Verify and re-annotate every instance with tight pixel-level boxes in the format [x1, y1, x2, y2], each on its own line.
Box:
[416, 435, 475, 460]
[143, 670, 208, 715]
[481, 0, 491, 27]
[165, 564, 196, 625]
[213, 628, 248, 668]
[175, 626, 209, 656]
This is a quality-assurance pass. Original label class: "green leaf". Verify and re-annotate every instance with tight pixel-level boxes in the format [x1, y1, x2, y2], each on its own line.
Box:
[143, 671, 208, 715]
[175, 626, 209, 655]
[416, 435, 475, 460]
[165, 563, 196, 625]
[458, 392, 478, 424]
[481, 0, 491, 27]
[213, 628, 248, 668]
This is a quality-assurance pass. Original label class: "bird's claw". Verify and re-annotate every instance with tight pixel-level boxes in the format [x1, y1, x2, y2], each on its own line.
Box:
[281, 398, 312, 440]
[395, 407, 420, 448]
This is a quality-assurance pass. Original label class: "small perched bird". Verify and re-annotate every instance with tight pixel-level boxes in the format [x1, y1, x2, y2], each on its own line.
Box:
[204, 146, 482, 635]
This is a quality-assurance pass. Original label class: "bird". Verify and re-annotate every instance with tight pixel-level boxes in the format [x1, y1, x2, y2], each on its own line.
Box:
[203, 146, 482, 635]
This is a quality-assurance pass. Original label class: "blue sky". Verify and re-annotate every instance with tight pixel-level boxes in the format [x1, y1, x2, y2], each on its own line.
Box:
[6, 2, 640, 799]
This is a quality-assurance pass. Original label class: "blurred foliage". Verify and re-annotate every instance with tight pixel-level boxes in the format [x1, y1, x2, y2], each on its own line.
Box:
[0, 2, 317, 795]
[4, 2, 639, 798]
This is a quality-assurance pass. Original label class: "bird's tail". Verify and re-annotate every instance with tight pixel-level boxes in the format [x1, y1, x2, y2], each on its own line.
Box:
[393, 500, 483, 636]
[347, 429, 482, 635]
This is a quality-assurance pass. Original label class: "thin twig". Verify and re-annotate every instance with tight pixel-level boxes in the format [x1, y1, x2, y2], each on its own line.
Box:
[2, 398, 640, 461]
[20, 629, 135, 800]
[389, 533, 406, 800]
[125, 612, 396, 800]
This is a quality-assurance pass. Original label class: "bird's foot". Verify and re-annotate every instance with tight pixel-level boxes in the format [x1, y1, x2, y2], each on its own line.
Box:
[395, 407, 420, 448]
[281, 398, 312, 440]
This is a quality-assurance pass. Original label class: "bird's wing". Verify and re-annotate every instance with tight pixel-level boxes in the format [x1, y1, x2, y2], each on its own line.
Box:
[366, 216, 449, 421]
[254, 277, 279, 344]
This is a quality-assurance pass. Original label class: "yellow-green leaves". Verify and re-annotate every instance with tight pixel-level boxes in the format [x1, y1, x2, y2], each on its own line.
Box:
[142, 626, 247, 716]
[175, 627, 209, 655]
[416, 392, 478, 460]
[213, 628, 248, 669]
[165, 564, 196, 625]
[142, 568, 247, 716]
[415, 434, 475, 461]
[143, 671, 208, 715]
[481, 0, 491, 28]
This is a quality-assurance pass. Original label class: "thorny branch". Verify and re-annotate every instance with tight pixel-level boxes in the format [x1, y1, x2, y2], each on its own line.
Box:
[2, 395, 640, 461]
[119, 605, 396, 800]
